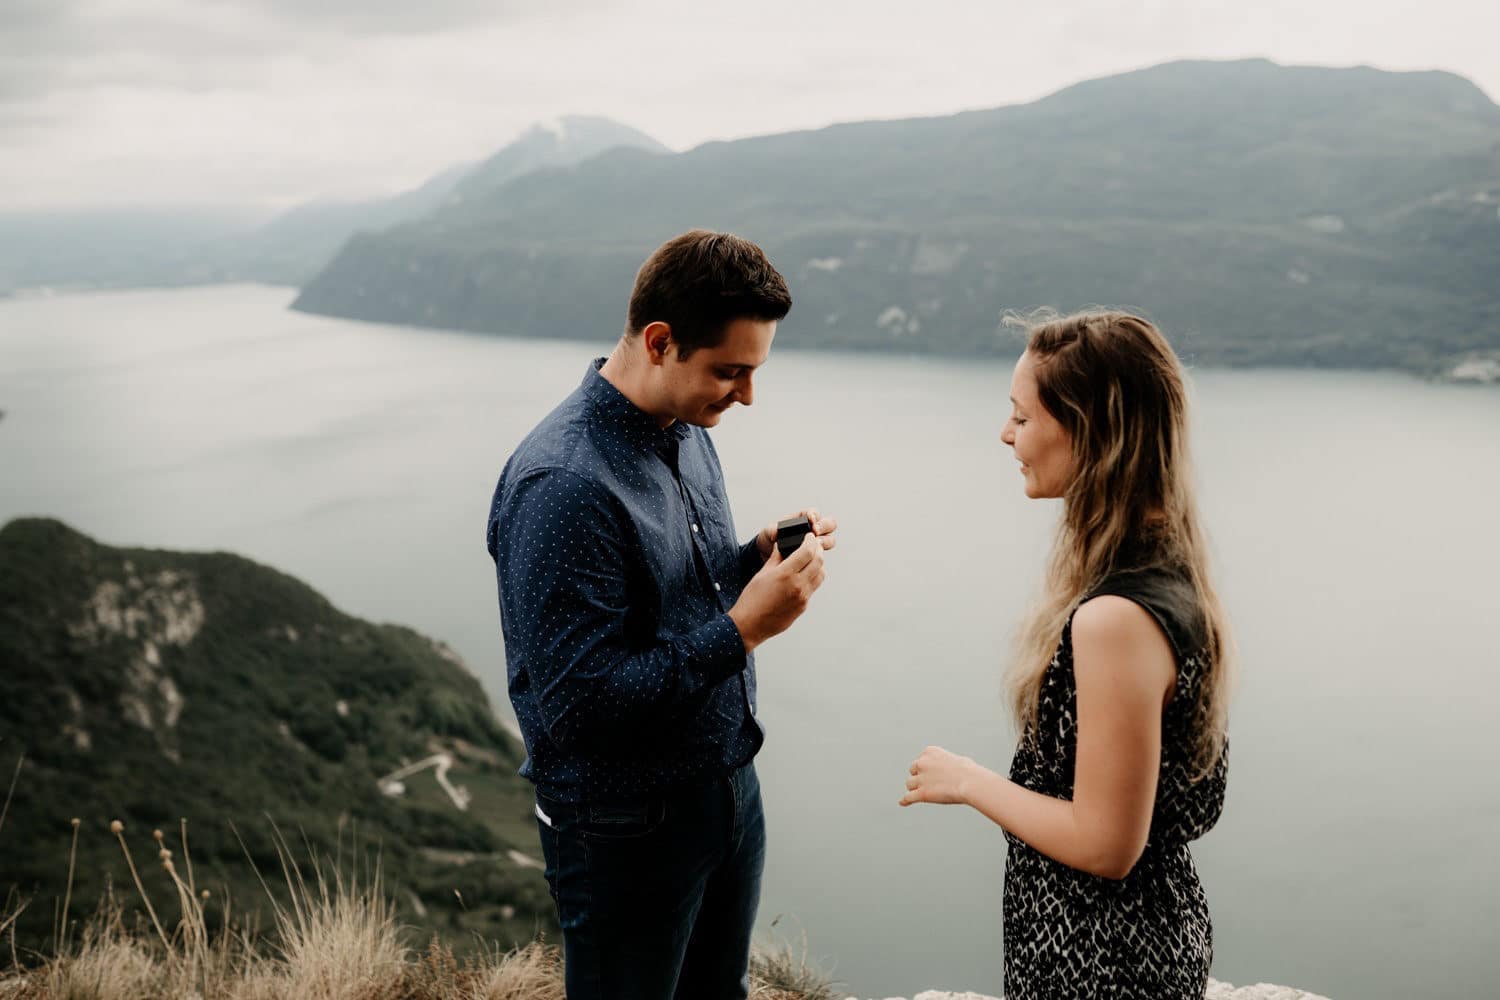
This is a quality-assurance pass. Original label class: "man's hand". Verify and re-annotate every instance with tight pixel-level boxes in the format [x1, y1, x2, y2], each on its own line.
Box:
[728, 531, 826, 653]
[755, 507, 839, 562]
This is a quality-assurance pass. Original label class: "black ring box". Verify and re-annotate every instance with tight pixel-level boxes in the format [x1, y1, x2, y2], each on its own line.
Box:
[775, 515, 814, 559]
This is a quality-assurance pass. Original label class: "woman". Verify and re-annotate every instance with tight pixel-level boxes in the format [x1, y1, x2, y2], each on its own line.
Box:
[900, 311, 1233, 999]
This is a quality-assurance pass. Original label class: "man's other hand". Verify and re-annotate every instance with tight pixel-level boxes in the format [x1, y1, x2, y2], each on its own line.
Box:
[728, 531, 826, 653]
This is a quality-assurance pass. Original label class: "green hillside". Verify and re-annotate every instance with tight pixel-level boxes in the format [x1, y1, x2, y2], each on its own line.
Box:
[292, 59, 1500, 376]
[0, 518, 553, 957]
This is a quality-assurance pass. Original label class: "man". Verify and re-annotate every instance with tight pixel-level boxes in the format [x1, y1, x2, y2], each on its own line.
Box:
[486, 230, 836, 999]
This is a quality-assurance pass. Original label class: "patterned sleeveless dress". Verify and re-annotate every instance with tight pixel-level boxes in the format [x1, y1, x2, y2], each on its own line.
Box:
[1003, 559, 1229, 1000]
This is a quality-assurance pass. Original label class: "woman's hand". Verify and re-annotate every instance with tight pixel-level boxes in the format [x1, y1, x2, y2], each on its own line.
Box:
[899, 745, 983, 807]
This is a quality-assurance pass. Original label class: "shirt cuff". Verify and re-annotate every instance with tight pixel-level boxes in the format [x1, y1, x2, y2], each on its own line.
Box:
[686, 612, 750, 683]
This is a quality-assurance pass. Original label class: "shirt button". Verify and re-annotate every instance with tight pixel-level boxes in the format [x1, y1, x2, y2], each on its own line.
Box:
[692, 524, 700, 533]
[713, 582, 722, 592]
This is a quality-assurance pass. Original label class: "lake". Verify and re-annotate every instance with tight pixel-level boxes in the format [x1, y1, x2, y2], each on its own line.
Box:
[2, 285, 1497, 998]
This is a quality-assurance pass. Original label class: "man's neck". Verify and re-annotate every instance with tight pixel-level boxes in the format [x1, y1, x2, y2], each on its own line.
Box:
[600, 345, 676, 428]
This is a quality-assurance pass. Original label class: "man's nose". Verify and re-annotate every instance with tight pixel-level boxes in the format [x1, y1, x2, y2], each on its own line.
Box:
[736, 376, 754, 407]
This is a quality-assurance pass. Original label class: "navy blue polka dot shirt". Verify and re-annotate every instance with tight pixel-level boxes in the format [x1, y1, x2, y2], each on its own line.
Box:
[486, 359, 765, 803]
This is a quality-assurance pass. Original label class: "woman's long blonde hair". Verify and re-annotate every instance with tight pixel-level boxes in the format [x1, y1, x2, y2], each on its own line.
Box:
[1005, 311, 1233, 779]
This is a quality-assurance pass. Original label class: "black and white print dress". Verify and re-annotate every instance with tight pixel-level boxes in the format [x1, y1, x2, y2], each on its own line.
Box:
[1003, 560, 1229, 1000]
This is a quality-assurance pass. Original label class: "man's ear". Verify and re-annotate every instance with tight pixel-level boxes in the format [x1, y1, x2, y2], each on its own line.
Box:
[642, 321, 674, 366]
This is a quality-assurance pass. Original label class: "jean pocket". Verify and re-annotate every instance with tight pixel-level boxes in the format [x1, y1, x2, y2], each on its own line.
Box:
[535, 815, 592, 931]
[582, 800, 667, 840]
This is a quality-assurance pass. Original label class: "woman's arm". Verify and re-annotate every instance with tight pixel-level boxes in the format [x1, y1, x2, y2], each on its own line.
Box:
[900, 595, 1175, 880]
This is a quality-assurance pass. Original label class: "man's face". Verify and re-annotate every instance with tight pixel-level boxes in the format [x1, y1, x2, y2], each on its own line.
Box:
[661, 318, 776, 427]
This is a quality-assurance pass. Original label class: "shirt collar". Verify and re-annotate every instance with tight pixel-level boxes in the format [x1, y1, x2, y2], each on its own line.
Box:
[581, 357, 691, 453]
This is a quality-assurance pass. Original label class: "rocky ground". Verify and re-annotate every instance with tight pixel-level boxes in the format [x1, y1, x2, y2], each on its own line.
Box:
[851, 979, 1330, 1000]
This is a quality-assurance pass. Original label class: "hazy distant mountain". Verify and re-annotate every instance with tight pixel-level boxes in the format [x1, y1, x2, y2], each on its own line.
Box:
[225, 116, 670, 285]
[443, 115, 671, 210]
[292, 59, 1500, 376]
[0, 210, 260, 294]
[218, 162, 478, 286]
[0, 518, 552, 955]
[0, 115, 669, 293]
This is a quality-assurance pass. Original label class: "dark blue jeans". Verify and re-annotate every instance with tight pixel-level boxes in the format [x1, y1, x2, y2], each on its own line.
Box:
[533, 763, 766, 1000]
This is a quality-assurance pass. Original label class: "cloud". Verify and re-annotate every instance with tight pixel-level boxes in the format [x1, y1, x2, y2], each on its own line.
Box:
[0, 0, 579, 106]
[0, 0, 85, 101]
[242, 0, 547, 36]
[0, 2, 273, 109]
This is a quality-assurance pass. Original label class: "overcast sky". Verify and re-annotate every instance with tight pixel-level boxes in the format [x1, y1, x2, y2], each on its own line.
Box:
[3, 0, 1497, 215]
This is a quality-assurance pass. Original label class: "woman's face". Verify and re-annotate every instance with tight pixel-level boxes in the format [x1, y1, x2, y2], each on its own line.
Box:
[1002, 351, 1076, 499]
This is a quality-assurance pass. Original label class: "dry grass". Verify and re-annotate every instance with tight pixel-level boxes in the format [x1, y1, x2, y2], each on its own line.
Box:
[750, 921, 843, 1000]
[0, 917, 834, 1000]
[454, 940, 565, 1000]
[0, 796, 839, 1000]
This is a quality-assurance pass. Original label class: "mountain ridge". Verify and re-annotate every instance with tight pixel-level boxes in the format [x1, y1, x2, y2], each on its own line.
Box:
[290, 58, 1500, 376]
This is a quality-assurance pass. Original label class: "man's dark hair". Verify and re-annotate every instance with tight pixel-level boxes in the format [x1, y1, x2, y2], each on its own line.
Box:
[626, 230, 792, 358]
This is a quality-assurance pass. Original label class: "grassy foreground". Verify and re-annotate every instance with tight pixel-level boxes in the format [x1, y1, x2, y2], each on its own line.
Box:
[0, 863, 840, 1000]
[0, 899, 839, 1000]
[0, 812, 840, 1000]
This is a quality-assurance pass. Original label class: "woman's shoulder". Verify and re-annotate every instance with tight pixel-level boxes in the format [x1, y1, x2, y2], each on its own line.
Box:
[1081, 558, 1209, 661]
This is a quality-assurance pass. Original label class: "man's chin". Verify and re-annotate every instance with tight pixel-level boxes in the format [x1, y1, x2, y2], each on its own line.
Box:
[694, 404, 733, 426]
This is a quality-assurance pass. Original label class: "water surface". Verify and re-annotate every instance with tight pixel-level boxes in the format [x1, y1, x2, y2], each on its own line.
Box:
[2, 286, 1497, 997]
